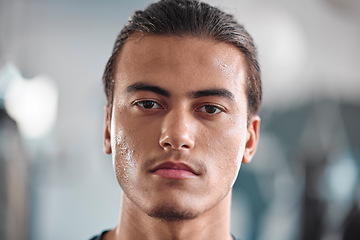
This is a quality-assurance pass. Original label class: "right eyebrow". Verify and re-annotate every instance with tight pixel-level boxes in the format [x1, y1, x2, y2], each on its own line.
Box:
[126, 82, 171, 97]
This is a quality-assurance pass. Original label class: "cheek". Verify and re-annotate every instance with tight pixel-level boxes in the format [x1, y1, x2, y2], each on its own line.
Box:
[110, 120, 138, 184]
[110, 116, 159, 186]
[209, 118, 247, 184]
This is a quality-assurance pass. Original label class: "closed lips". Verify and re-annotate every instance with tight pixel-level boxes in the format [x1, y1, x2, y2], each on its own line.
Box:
[151, 162, 199, 175]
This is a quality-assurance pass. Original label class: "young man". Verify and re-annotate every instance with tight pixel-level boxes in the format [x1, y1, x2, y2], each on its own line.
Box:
[92, 0, 262, 239]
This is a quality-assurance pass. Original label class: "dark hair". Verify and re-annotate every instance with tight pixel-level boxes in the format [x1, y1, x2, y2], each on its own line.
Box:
[103, 0, 262, 117]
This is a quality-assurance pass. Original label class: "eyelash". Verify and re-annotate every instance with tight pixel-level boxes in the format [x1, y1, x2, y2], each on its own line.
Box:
[196, 105, 224, 114]
[134, 100, 163, 110]
[133, 100, 225, 115]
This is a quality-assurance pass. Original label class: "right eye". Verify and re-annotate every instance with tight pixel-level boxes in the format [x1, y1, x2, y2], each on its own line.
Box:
[135, 100, 163, 110]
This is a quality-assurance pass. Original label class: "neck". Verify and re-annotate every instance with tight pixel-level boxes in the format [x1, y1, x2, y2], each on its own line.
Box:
[106, 191, 233, 240]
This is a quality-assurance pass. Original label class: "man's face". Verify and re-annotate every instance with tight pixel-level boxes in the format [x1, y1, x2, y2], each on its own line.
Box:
[104, 35, 259, 220]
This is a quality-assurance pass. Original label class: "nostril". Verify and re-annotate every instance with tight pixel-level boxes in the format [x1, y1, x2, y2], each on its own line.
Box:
[181, 144, 190, 149]
[160, 141, 192, 150]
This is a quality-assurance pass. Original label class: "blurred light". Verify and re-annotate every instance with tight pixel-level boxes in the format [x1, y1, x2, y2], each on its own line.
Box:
[0, 63, 23, 106]
[325, 152, 358, 201]
[240, 6, 309, 107]
[260, 14, 307, 82]
[1, 63, 58, 139]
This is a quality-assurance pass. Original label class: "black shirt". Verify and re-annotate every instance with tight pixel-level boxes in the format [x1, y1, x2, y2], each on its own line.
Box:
[89, 230, 241, 240]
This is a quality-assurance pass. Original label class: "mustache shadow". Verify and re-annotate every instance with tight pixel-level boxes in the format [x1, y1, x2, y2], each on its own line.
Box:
[142, 151, 207, 174]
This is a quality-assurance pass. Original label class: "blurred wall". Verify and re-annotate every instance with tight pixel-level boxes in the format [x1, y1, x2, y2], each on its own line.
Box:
[0, 0, 359, 239]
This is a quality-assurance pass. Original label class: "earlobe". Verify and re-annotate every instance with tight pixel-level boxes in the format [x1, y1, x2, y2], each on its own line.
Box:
[104, 106, 112, 154]
[242, 115, 260, 164]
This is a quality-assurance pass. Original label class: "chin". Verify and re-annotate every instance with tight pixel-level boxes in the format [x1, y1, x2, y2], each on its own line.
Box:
[147, 201, 201, 221]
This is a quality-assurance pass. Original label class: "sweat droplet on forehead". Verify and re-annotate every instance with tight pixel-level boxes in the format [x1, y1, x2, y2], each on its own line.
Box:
[214, 51, 247, 92]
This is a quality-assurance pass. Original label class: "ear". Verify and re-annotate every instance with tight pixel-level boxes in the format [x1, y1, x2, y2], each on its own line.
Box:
[104, 106, 112, 154]
[242, 115, 260, 164]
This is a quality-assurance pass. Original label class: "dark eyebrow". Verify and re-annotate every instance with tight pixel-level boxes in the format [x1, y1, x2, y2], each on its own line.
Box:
[126, 82, 170, 97]
[190, 89, 235, 101]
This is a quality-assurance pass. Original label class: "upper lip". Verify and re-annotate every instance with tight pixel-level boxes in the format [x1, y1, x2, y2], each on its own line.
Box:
[150, 162, 199, 175]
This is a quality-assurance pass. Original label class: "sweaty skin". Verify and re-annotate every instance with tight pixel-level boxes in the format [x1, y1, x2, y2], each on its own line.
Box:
[103, 35, 260, 240]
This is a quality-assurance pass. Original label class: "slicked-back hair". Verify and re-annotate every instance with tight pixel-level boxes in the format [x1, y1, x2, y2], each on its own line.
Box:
[103, 0, 262, 117]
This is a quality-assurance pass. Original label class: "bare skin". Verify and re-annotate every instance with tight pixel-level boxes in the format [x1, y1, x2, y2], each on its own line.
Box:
[105, 193, 232, 240]
[103, 35, 260, 240]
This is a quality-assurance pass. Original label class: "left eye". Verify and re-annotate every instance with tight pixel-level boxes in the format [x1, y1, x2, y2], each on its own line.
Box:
[135, 100, 163, 109]
[197, 105, 223, 114]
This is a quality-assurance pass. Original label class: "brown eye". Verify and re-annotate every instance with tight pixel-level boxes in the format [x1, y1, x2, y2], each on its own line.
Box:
[142, 101, 154, 109]
[197, 105, 223, 114]
[136, 100, 162, 109]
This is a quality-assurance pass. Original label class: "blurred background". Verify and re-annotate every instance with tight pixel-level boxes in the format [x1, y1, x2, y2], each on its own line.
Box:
[0, 0, 359, 239]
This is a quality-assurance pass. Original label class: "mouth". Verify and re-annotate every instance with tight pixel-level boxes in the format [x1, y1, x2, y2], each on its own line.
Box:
[150, 162, 199, 179]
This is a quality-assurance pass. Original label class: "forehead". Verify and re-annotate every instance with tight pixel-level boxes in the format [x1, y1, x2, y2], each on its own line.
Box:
[115, 34, 247, 99]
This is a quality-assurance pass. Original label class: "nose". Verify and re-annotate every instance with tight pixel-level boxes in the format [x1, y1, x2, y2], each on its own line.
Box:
[159, 109, 195, 151]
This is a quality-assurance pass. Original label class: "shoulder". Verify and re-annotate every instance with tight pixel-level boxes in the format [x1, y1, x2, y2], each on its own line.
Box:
[89, 230, 110, 240]
[232, 234, 242, 240]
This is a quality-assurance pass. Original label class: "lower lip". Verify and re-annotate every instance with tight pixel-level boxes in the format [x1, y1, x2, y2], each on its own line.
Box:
[153, 169, 197, 179]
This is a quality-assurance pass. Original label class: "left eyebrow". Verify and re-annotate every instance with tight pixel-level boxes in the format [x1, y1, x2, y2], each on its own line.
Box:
[189, 89, 235, 101]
